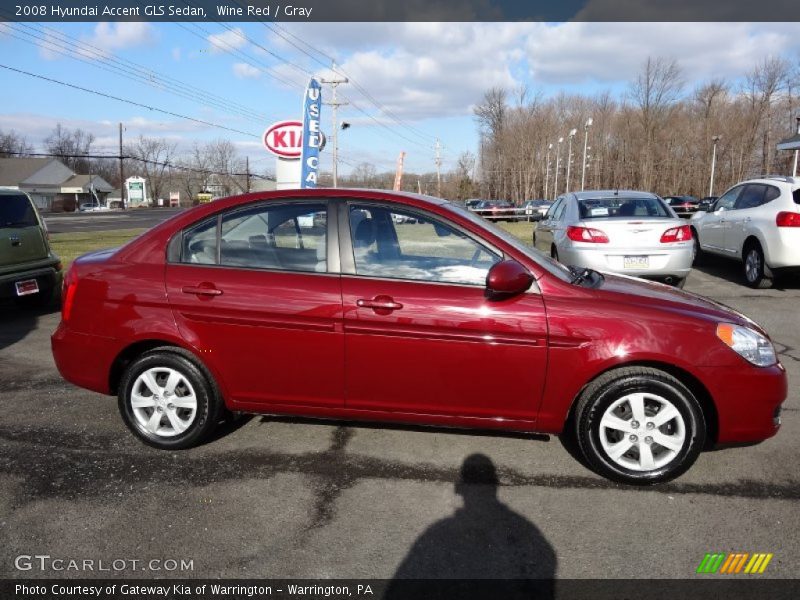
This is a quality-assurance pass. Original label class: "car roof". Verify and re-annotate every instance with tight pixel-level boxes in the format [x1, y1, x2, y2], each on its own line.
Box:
[569, 190, 659, 200]
[738, 176, 797, 188]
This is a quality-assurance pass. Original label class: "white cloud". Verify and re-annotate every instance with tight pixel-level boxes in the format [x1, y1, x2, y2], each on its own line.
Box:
[524, 22, 798, 85]
[37, 22, 155, 61]
[207, 28, 247, 54]
[172, 47, 182, 61]
[233, 62, 261, 79]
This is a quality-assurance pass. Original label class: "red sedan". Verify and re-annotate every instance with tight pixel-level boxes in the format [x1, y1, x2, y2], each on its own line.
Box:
[51, 189, 787, 485]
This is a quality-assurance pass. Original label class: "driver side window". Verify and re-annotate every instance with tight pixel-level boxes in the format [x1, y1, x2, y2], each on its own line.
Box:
[349, 205, 500, 286]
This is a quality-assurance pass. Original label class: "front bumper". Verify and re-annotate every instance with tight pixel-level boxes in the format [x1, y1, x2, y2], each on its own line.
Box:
[697, 363, 787, 444]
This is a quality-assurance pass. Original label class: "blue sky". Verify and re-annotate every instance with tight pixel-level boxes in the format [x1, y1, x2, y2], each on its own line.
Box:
[0, 21, 798, 177]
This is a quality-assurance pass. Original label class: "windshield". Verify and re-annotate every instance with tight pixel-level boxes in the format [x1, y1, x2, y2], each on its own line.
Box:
[0, 194, 38, 227]
[444, 202, 572, 282]
[578, 197, 670, 219]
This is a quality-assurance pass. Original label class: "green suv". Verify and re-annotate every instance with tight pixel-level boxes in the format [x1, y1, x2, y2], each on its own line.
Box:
[0, 190, 63, 307]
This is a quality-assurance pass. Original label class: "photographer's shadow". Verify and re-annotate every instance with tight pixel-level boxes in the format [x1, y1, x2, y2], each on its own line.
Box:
[386, 453, 556, 599]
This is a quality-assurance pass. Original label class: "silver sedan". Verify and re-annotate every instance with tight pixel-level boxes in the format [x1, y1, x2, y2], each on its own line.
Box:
[533, 190, 694, 287]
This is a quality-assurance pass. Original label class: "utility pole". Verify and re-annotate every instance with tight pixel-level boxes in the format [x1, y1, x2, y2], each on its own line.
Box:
[245, 156, 251, 193]
[118, 122, 125, 209]
[554, 137, 563, 200]
[709, 135, 721, 196]
[321, 63, 348, 188]
[581, 118, 593, 191]
[434, 138, 443, 197]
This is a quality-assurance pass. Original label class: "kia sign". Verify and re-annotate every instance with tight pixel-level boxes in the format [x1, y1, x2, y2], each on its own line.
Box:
[300, 78, 323, 188]
[263, 120, 303, 159]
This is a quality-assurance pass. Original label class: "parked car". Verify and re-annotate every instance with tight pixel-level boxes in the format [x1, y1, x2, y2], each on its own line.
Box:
[533, 190, 694, 287]
[0, 190, 63, 307]
[473, 200, 518, 222]
[663, 195, 701, 218]
[690, 176, 800, 288]
[464, 199, 483, 210]
[51, 189, 786, 485]
[522, 199, 551, 222]
[79, 202, 110, 212]
[699, 196, 717, 210]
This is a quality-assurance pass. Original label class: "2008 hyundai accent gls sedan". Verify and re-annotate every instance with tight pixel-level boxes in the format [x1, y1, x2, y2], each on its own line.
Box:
[51, 189, 787, 485]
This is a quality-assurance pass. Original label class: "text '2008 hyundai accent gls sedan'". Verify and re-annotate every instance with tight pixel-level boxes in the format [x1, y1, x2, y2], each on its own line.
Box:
[51, 189, 787, 485]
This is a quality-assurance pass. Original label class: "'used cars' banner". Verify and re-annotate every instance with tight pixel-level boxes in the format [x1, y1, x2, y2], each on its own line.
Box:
[300, 78, 322, 189]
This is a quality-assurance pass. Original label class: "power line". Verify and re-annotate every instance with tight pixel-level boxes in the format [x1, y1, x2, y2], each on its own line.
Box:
[0, 14, 275, 125]
[0, 63, 260, 138]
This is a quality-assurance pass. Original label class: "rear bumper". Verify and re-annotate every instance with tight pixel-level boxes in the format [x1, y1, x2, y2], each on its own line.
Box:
[561, 244, 693, 280]
[51, 322, 121, 395]
[697, 363, 787, 444]
[0, 264, 62, 300]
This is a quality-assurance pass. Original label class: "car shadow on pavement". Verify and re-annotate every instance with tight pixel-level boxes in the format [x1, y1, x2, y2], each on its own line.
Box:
[693, 256, 800, 290]
[0, 301, 56, 352]
[384, 453, 557, 599]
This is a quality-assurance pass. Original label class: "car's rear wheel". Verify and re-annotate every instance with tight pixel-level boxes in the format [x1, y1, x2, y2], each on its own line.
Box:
[575, 367, 705, 485]
[743, 242, 772, 289]
[118, 350, 221, 449]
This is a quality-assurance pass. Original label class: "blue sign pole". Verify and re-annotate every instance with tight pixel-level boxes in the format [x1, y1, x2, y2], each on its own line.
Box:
[300, 78, 322, 188]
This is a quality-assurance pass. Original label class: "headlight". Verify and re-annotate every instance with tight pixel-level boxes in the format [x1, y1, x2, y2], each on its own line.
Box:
[716, 323, 777, 367]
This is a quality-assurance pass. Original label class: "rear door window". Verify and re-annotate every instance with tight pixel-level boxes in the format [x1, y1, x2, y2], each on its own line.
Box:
[0, 194, 38, 227]
[734, 185, 767, 210]
[793, 188, 800, 205]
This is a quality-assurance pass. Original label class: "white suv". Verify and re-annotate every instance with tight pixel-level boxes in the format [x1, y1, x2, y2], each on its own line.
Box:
[690, 176, 800, 288]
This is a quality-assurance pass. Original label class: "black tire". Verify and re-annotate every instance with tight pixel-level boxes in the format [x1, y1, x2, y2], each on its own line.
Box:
[674, 278, 686, 289]
[691, 228, 703, 266]
[118, 348, 221, 449]
[742, 242, 772, 289]
[574, 367, 705, 485]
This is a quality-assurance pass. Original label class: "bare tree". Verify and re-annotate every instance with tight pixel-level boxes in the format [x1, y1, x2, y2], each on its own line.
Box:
[629, 57, 683, 189]
[125, 135, 178, 201]
[44, 123, 95, 172]
[0, 129, 34, 157]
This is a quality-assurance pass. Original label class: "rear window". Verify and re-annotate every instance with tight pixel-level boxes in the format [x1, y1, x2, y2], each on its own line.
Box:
[0, 194, 37, 227]
[578, 197, 670, 219]
[794, 189, 800, 205]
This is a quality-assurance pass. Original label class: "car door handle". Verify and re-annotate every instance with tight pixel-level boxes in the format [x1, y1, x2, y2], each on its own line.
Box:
[357, 296, 403, 311]
[182, 285, 223, 297]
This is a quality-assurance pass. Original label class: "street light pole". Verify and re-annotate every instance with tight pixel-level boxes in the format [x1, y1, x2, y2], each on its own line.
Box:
[565, 128, 577, 193]
[709, 135, 721, 197]
[581, 117, 593, 191]
[793, 117, 800, 178]
[554, 137, 563, 199]
[544, 143, 552, 200]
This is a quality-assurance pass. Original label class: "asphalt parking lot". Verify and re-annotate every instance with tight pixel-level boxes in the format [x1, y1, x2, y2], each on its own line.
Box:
[0, 258, 798, 580]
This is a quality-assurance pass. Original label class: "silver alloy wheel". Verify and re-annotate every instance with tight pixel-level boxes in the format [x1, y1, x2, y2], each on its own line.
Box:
[598, 392, 686, 472]
[130, 367, 198, 437]
[745, 249, 761, 283]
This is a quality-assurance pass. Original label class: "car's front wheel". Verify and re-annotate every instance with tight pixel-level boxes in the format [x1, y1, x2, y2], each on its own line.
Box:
[575, 367, 705, 485]
[118, 349, 221, 449]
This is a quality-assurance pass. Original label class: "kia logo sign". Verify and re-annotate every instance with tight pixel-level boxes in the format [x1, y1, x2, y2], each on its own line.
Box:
[263, 120, 303, 159]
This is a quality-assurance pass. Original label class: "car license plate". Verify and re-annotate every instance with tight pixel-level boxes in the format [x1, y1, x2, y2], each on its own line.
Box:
[623, 256, 649, 269]
[15, 279, 39, 296]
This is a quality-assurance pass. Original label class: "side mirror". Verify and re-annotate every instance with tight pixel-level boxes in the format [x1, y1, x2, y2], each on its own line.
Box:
[486, 260, 534, 298]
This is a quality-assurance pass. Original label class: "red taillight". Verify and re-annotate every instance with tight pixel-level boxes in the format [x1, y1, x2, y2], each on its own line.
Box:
[776, 211, 800, 227]
[660, 225, 692, 243]
[567, 225, 609, 243]
[61, 268, 78, 322]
